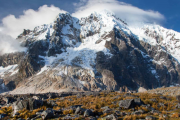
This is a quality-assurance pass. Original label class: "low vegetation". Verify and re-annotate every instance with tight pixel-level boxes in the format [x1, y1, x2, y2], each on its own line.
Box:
[0, 91, 180, 119]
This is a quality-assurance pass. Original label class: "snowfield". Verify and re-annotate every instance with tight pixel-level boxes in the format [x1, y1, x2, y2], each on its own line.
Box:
[1, 11, 180, 83]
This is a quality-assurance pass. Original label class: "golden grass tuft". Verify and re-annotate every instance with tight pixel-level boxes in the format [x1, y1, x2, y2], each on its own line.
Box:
[63, 109, 74, 115]
[0, 106, 12, 116]
[172, 113, 180, 118]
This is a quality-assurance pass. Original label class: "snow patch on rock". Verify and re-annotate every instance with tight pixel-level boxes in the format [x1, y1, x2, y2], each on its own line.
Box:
[0, 64, 18, 77]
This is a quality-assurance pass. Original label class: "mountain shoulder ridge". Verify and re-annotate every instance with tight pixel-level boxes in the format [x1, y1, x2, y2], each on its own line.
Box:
[0, 12, 180, 94]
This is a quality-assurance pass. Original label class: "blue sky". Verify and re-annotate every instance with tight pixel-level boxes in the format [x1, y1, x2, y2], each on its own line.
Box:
[0, 0, 179, 32]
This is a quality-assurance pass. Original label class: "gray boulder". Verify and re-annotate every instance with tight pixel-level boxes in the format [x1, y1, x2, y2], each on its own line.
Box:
[119, 99, 136, 109]
[105, 114, 117, 120]
[84, 109, 93, 117]
[132, 110, 145, 115]
[36, 112, 43, 115]
[149, 98, 157, 103]
[28, 98, 43, 111]
[101, 106, 109, 110]
[17, 118, 25, 120]
[103, 108, 113, 114]
[63, 114, 80, 120]
[2, 97, 13, 104]
[12, 100, 29, 116]
[150, 110, 160, 115]
[47, 100, 57, 107]
[0, 114, 7, 119]
[175, 103, 180, 108]
[12, 98, 43, 116]
[54, 109, 63, 115]
[41, 109, 54, 120]
[138, 109, 145, 114]
[145, 116, 155, 120]
[158, 103, 165, 107]
[68, 105, 83, 111]
[160, 96, 166, 100]
[176, 95, 180, 102]
[134, 98, 144, 106]
[75, 106, 85, 115]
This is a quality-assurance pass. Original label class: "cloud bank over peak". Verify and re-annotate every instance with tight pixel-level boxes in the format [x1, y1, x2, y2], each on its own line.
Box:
[0, 5, 66, 38]
[72, 0, 165, 26]
[0, 1, 165, 39]
[0, 33, 26, 55]
[0, 5, 66, 55]
[0, 0, 165, 55]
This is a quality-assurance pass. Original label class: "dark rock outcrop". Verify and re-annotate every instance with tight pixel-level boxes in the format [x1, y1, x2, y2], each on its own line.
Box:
[0, 52, 25, 67]
[18, 54, 45, 78]
[96, 27, 180, 90]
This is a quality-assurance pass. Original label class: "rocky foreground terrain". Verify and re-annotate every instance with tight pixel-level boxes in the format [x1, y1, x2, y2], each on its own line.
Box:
[0, 89, 180, 120]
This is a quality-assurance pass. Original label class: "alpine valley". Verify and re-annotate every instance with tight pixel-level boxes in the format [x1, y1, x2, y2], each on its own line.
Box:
[1, 11, 180, 94]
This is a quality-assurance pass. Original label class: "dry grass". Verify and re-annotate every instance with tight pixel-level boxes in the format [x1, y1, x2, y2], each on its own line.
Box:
[123, 114, 146, 120]
[2, 92, 179, 119]
[0, 106, 12, 116]
[63, 109, 73, 115]
[172, 113, 180, 118]
[158, 117, 165, 120]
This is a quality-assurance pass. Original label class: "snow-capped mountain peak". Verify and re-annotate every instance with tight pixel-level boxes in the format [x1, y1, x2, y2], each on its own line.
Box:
[1, 11, 180, 94]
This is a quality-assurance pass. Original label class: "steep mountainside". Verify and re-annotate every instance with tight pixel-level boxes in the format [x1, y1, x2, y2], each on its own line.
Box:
[1, 11, 180, 94]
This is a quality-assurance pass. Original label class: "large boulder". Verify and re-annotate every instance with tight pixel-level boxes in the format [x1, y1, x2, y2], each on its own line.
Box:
[75, 106, 85, 115]
[41, 109, 54, 120]
[119, 99, 136, 109]
[84, 109, 93, 117]
[47, 100, 57, 107]
[134, 98, 144, 106]
[28, 98, 43, 111]
[0, 114, 7, 119]
[105, 114, 117, 120]
[12, 100, 29, 116]
[12, 98, 43, 116]
[175, 103, 180, 109]
[102, 107, 113, 114]
[138, 87, 147, 93]
[176, 95, 180, 102]
[145, 116, 155, 120]
[2, 97, 15, 104]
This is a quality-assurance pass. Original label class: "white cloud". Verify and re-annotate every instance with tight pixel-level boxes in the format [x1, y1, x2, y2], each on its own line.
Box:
[73, 0, 87, 7]
[0, 5, 66, 38]
[72, 0, 165, 26]
[0, 1, 165, 55]
[0, 32, 26, 55]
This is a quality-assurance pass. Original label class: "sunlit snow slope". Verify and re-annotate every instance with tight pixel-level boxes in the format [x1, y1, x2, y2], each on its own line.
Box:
[1, 11, 180, 93]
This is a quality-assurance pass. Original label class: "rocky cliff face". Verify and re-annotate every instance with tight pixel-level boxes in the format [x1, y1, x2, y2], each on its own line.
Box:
[0, 52, 25, 67]
[1, 11, 180, 94]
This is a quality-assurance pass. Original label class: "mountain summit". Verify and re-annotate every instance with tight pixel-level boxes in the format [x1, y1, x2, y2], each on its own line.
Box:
[1, 11, 180, 94]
